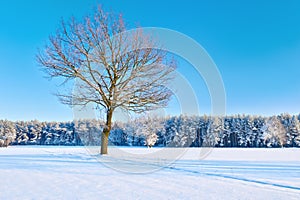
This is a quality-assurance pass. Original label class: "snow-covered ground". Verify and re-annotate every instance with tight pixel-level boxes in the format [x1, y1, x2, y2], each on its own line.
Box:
[1, 146, 300, 199]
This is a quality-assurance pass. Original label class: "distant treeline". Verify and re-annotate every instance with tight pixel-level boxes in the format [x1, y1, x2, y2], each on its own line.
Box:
[1, 113, 300, 148]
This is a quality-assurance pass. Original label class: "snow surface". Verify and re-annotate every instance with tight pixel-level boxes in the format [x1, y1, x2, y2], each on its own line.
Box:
[1, 146, 300, 199]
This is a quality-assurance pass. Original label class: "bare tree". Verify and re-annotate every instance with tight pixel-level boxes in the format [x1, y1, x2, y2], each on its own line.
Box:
[37, 6, 176, 154]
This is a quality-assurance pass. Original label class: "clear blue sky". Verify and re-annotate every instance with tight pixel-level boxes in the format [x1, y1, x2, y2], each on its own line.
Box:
[0, 0, 300, 121]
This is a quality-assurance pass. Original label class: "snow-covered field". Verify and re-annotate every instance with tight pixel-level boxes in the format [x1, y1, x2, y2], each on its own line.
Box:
[1, 146, 300, 199]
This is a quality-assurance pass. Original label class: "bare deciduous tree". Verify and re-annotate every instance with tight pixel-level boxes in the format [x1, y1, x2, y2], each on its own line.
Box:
[37, 6, 176, 154]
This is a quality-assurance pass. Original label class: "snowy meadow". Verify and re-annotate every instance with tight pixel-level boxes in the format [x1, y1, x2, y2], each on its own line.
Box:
[0, 146, 300, 199]
[1, 0, 300, 199]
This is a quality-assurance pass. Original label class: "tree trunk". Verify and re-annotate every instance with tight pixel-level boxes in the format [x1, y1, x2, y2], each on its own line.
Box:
[100, 109, 113, 154]
[101, 128, 110, 154]
[4, 138, 9, 147]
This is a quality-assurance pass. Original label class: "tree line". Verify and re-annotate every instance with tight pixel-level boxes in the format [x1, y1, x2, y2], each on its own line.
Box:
[0, 113, 300, 148]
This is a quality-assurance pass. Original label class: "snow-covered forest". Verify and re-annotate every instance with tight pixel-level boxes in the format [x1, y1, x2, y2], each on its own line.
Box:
[1, 114, 300, 148]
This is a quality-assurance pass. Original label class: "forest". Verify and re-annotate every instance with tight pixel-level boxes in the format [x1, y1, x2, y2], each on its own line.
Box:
[0, 113, 300, 148]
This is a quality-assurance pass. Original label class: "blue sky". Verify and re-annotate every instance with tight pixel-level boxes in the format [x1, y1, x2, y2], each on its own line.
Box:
[0, 0, 300, 121]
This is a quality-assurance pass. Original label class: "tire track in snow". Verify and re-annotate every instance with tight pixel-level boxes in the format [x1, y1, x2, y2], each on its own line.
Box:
[97, 156, 300, 192]
[168, 166, 300, 191]
[39, 148, 300, 193]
